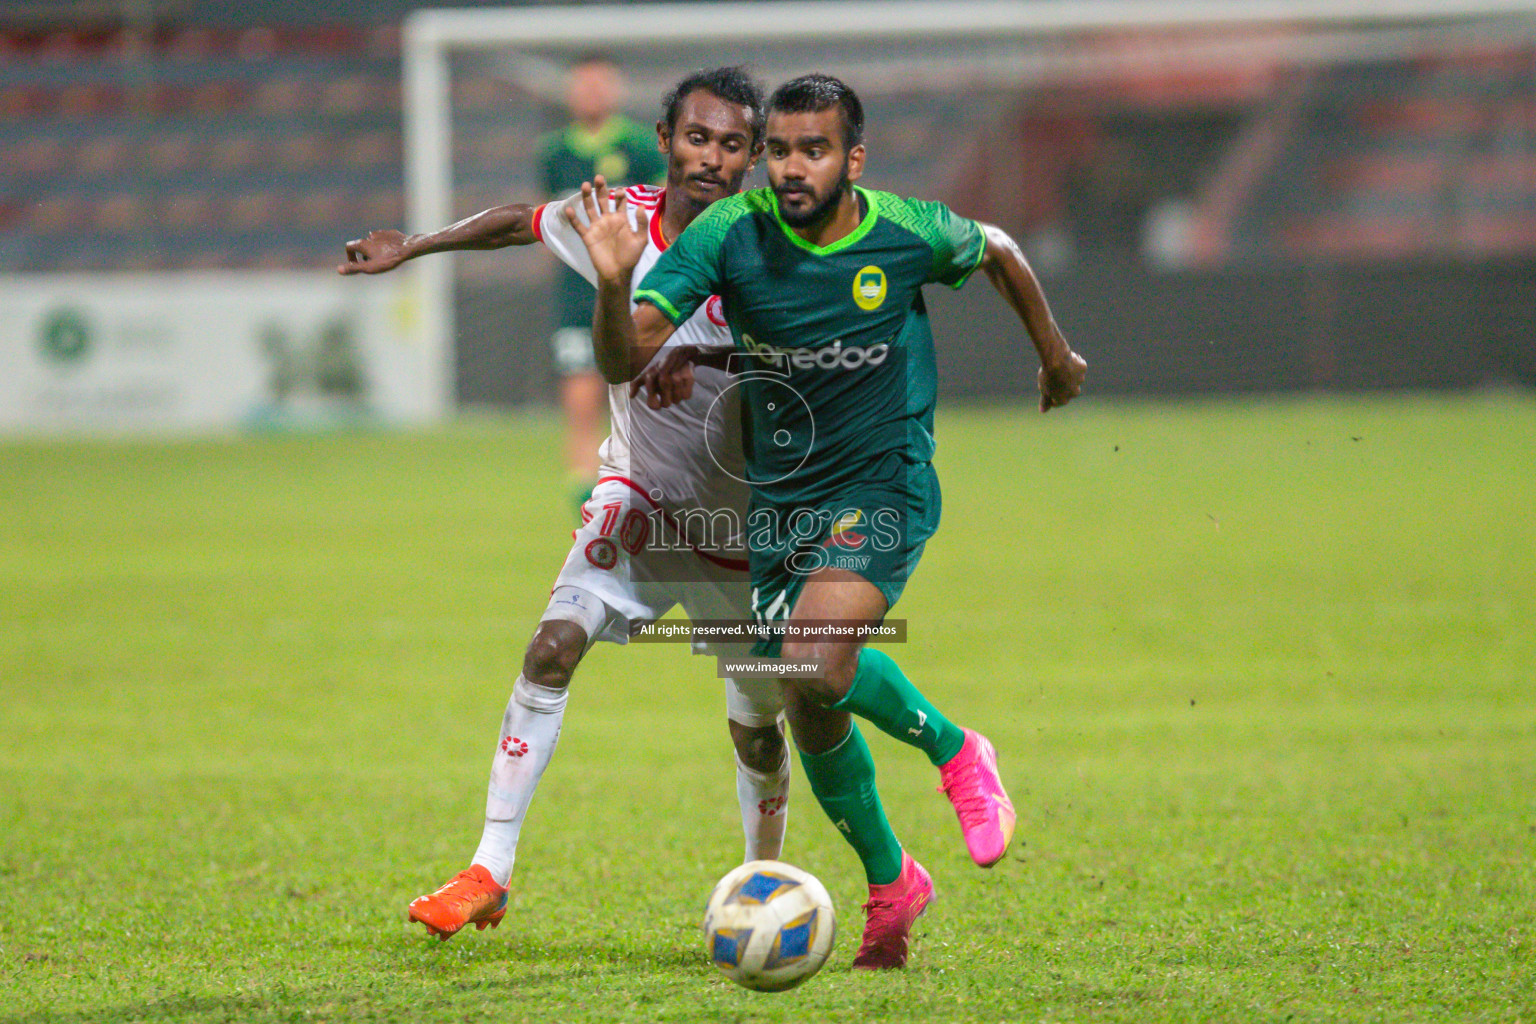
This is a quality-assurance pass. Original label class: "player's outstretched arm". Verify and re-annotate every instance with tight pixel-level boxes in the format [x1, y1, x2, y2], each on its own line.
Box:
[976, 223, 1087, 412]
[337, 204, 540, 275]
[563, 177, 677, 383]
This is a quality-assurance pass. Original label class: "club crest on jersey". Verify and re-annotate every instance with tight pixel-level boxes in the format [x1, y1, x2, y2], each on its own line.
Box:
[853, 265, 887, 311]
[705, 295, 728, 327]
[596, 152, 630, 182]
[584, 538, 618, 570]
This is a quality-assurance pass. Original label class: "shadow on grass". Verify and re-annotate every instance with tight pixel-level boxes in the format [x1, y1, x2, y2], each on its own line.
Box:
[385, 927, 707, 978]
[1, 936, 708, 1024]
[0, 945, 703, 1024]
[1, 994, 273, 1024]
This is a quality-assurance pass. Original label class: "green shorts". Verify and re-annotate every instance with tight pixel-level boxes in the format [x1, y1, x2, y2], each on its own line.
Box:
[747, 457, 941, 657]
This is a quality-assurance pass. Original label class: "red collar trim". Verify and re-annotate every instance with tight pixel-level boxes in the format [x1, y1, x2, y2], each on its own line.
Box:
[650, 190, 669, 251]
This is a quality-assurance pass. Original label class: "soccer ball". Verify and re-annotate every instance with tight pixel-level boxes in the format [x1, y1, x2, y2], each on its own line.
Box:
[702, 860, 836, 992]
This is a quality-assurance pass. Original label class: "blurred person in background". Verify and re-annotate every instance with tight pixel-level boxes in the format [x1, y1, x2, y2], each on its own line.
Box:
[540, 54, 667, 511]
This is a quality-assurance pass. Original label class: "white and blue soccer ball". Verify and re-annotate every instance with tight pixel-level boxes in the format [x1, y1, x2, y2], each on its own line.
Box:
[703, 860, 836, 992]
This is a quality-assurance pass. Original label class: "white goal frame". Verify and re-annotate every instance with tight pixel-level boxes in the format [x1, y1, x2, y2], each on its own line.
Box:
[402, 0, 1536, 412]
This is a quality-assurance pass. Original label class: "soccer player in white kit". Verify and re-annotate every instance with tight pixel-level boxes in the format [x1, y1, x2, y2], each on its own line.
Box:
[339, 68, 788, 939]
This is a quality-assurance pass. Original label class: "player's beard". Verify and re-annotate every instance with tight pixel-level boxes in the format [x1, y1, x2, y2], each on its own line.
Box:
[774, 162, 850, 228]
[669, 169, 738, 212]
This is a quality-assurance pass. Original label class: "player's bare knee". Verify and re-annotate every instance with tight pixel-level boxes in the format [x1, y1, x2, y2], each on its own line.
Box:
[782, 641, 856, 705]
[522, 621, 585, 689]
[780, 691, 851, 756]
[780, 686, 819, 735]
[780, 672, 836, 709]
[730, 721, 785, 774]
[788, 675, 837, 707]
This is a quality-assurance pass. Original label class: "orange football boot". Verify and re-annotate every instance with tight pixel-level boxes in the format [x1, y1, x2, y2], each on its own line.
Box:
[407, 865, 508, 941]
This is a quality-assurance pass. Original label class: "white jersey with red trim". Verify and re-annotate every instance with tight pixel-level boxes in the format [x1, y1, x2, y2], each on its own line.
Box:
[534, 184, 747, 558]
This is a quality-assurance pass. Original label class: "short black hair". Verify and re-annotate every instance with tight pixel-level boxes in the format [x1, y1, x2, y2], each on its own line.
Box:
[661, 66, 767, 147]
[768, 73, 864, 149]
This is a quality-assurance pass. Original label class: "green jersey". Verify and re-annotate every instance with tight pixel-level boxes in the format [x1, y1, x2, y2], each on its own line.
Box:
[538, 116, 666, 330]
[634, 185, 986, 509]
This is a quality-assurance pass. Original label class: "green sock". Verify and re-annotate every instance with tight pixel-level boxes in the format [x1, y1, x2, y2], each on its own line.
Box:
[834, 647, 967, 767]
[797, 723, 904, 886]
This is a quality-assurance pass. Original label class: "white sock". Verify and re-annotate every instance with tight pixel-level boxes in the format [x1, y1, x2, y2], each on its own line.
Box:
[471, 675, 569, 887]
[736, 746, 791, 863]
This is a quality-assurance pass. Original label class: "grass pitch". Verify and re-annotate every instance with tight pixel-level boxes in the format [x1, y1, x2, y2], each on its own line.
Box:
[2, 393, 1533, 1023]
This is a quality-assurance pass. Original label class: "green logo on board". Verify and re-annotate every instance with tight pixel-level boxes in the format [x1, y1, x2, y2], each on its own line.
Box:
[39, 309, 93, 365]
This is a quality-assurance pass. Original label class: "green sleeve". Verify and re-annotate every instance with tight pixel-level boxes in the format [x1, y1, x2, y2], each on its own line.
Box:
[633, 196, 744, 325]
[899, 197, 988, 289]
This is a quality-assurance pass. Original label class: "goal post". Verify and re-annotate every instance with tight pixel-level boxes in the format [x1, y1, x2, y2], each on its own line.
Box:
[401, 0, 1536, 411]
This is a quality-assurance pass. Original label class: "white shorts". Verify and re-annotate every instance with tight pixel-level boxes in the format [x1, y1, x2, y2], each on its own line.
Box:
[542, 475, 784, 728]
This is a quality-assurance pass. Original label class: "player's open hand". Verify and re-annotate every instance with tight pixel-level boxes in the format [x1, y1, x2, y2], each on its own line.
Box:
[564, 176, 649, 284]
[630, 344, 699, 410]
[1038, 349, 1087, 412]
[339, 229, 412, 275]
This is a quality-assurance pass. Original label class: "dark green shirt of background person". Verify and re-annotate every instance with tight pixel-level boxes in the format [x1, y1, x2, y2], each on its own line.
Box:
[537, 55, 667, 377]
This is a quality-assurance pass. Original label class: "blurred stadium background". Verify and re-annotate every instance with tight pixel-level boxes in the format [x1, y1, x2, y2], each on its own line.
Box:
[1, 0, 1533, 431]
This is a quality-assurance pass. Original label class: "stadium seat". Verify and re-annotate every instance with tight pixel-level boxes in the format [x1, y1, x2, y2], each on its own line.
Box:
[161, 192, 221, 232]
[58, 82, 120, 118]
[76, 134, 131, 178]
[24, 194, 91, 233]
[0, 84, 42, 120]
[92, 193, 153, 233]
[320, 75, 377, 116]
[39, 29, 89, 61]
[188, 80, 246, 116]
[454, 76, 506, 115]
[295, 188, 353, 227]
[1453, 214, 1536, 252]
[1357, 96, 1493, 135]
[341, 129, 399, 169]
[465, 127, 524, 168]
[1284, 214, 1431, 260]
[229, 191, 285, 231]
[142, 134, 200, 175]
[357, 188, 404, 225]
[165, 27, 221, 62]
[1323, 154, 1446, 196]
[275, 131, 329, 172]
[251, 75, 318, 116]
[208, 132, 262, 172]
[233, 27, 280, 62]
[1464, 153, 1536, 190]
[14, 136, 70, 177]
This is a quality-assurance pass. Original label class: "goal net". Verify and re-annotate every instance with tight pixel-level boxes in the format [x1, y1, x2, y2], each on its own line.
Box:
[403, 0, 1536, 406]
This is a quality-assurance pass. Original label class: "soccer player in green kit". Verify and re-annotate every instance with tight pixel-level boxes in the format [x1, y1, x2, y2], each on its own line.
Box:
[567, 74, 1087, 969]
